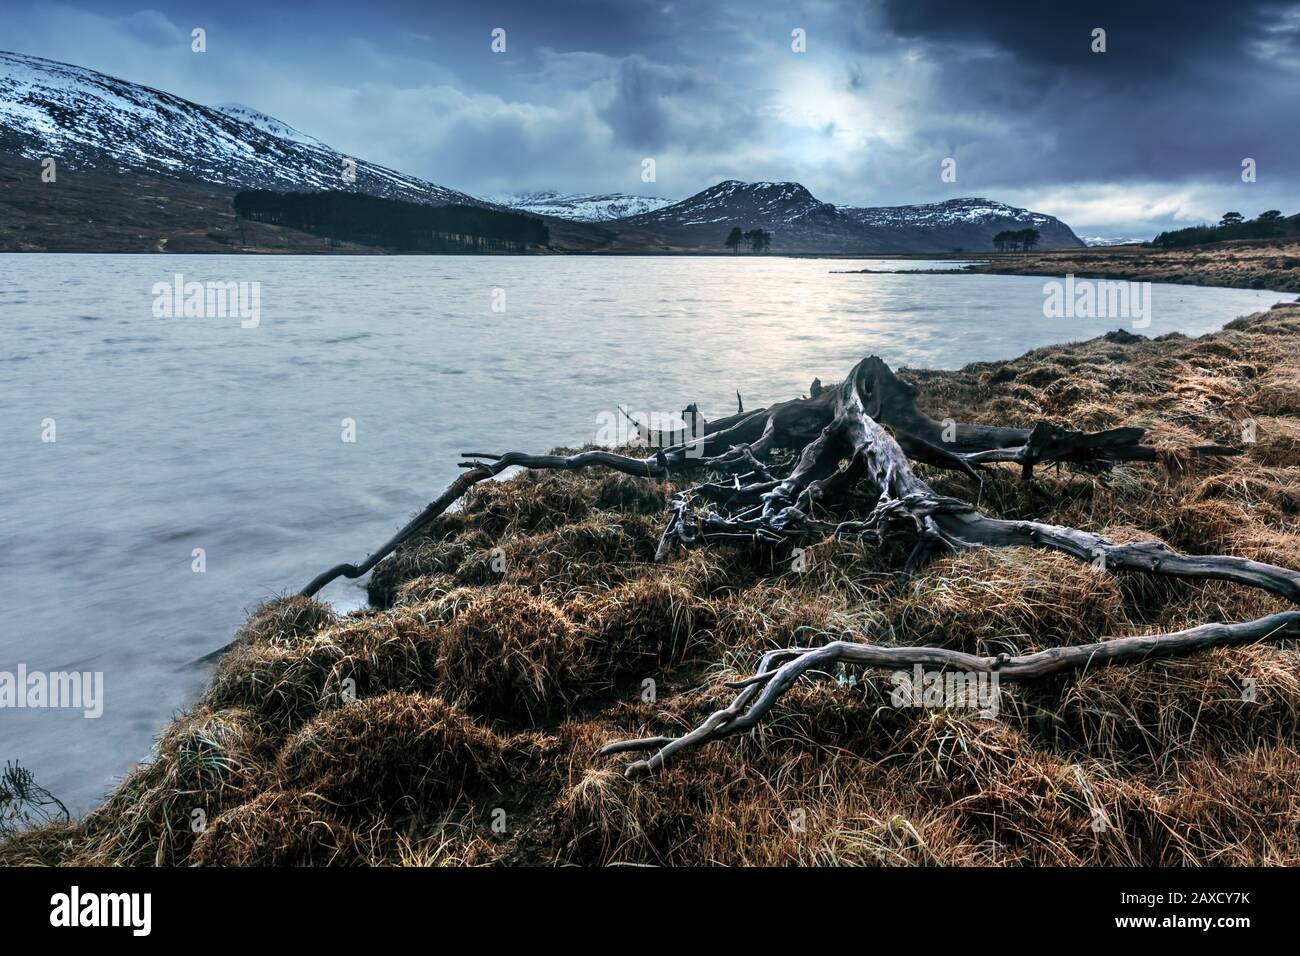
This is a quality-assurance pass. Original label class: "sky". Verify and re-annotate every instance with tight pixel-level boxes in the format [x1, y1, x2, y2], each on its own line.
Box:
[3, 0, 1298, 236]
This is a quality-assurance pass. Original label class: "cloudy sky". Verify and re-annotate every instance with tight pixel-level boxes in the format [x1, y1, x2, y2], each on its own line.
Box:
[4, 0, 1298, 235]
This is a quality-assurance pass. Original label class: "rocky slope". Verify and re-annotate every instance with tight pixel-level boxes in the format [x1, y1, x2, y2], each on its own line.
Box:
[0, 50, 475, 204]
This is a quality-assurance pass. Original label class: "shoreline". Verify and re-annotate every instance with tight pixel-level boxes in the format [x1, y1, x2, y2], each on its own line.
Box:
[6, 240, 1298, 299]
[833, 239, 1300, 296]
[958, 239, 1300, 294]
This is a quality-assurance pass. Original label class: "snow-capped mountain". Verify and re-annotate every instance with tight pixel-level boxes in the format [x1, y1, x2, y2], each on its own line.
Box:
[212, 102, 329, 149]
[616, 181, 1084, 252]
[0, 51, 476, 205]
[628, 180, 838, 227]
[1082, 235, 1149, 247]
[838, 197, 1084, 251]
[490, 190, 675, 222]
[840, 197, 1055, 229]
[615, 180, 866, 251]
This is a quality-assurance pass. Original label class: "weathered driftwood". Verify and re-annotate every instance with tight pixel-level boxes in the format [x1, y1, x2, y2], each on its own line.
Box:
[297, 354, 1298, 776]
[601, 613, 1300, 776]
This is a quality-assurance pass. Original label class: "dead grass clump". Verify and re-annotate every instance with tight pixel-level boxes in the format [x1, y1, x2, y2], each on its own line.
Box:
[393, 572, 459, 607]
[1193, 466, 1300, 519]
[582, 577, 715, 677]
[1163, 746, 1300, 865]
[1251, 366, 1300, 415]
[79, 707, 269, 865]
[433, 586, 589, 720]
[276, 692, 506, 819]
[1047, 644, 1300, 764]
[1154, 497, 1266, 555]
[729, 678, 914, 767]
[555, 702, 970, 866]
[658, 547, 759, 598]
[367, 531, 494, 608]
[457, 513, 661, 592]
[938, 755, 1169, 865]
[789, 536, 899, 601]
[1092, 524, 1193, 623]
[593, 473, 669, 514]
[303, 607, 450, 705]
[1245, 416, 1300, 467]
[0, 821, 85, 866]
[190, 790, 367, 866]
[893, 548, 1126, 655]
[553, 721, 823, 866]
[233, 595, 336, 649]
[1146, 579, 1292, 633]
[892, 712, 1026, 801]
[458, 472, 596, 538]
[206, 635, 348, 734]
[711, 584, 859, 656]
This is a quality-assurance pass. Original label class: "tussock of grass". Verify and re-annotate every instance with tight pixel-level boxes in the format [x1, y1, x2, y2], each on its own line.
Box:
[276, 692, 506, 819]
[8, 302, 1300, 867]
[431, 586, 588, 720]
[190, 790, 365, 866]
[233, 595, 337, 648]
[892, 549, 1125, 655]
[76, 708, 270, 865]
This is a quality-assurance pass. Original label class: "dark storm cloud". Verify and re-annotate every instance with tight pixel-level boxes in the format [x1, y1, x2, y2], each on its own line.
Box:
[4, 0, 1297, 232]
[600, 56, 700, 151]
[871, 0, 1300, 184]
[876, 0, 1292, 77]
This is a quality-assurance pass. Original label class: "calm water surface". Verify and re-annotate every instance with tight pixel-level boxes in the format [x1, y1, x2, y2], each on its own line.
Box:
[0, 254, 1290, 810]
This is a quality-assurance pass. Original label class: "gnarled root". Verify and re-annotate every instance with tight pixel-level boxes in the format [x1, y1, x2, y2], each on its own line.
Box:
[601, 612, 1300, 776]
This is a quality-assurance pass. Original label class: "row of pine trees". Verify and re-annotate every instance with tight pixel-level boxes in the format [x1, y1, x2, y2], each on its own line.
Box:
[724, 227, 773, 253]
[992, 228, 1041, 252]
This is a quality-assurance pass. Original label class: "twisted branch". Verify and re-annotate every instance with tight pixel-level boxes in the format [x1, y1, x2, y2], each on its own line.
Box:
[600, 612, 1300, 776]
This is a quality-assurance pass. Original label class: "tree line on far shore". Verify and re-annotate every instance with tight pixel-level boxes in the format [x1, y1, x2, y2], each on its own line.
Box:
[724, 227, 773, 253]
[1152, 209, 1300, 249]
[232, 190, 549, 252]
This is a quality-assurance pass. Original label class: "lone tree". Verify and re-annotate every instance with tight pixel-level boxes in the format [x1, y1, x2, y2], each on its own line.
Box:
[298, 352, 1298, 777]
[1220, 211, 1245, 227]
[725, 227, 744, 253]
[1256, 210, 1284, 235]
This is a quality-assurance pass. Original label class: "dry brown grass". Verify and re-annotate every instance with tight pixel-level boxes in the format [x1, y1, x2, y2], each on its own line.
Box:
[6, 301, 1300, 868]
[276, 692, 508, 820]
[190, 790, 367, 866]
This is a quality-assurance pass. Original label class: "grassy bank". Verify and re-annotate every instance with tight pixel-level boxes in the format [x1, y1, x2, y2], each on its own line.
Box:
[966, 239, 1300, 293]
[5, 297, 1300, 866]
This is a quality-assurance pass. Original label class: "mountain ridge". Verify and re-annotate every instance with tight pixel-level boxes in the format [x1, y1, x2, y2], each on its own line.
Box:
[610, 180, 1084, 252]
[0, 50, 476, 206]
[0, 50, 1085, 254]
